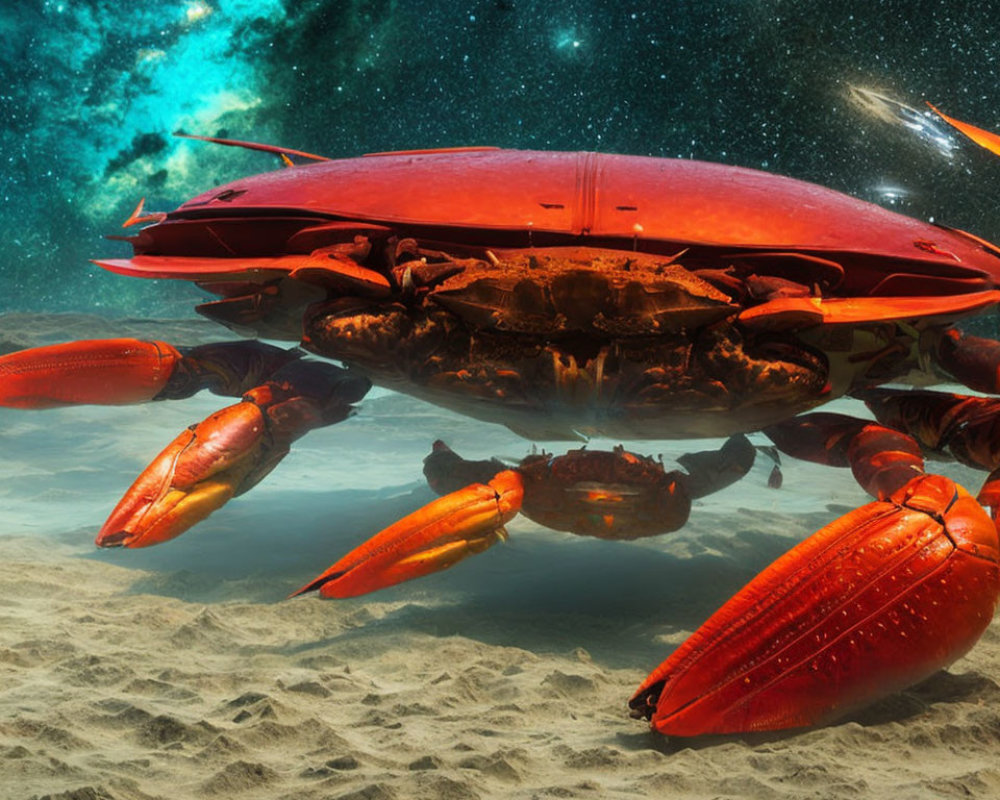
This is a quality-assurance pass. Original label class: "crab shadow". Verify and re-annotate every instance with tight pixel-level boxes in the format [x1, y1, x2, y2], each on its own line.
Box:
[77, 483, 841, 668]
[614, 669, 1000, 753]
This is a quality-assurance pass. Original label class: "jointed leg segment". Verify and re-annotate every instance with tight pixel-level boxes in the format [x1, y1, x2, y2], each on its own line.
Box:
[0, 337, 371, 547]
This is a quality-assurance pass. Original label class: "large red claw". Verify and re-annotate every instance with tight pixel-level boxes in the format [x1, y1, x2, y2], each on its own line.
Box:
[629, 474, 1000, 736]
[0, 339, 181, 409]
[96, 401, 269, 548]
[292, 470, 525, 599]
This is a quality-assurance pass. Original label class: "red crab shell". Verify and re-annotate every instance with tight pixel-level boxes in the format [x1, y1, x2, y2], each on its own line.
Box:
[94, 148, 1000, 441]
[103, 148, 1000, 292]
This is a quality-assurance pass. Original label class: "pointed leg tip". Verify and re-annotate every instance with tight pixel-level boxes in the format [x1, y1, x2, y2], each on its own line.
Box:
[287, 583, 315, 599]
[95, 529, 130, 548]
[288, 570, 347, 600]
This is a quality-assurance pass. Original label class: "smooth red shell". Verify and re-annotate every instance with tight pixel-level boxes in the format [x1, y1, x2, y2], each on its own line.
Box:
[170, 149, 1000, 280]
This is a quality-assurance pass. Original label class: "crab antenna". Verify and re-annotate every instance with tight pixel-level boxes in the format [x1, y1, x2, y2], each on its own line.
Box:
[173, 131, 331, 164]
[122, 197, 167, 228]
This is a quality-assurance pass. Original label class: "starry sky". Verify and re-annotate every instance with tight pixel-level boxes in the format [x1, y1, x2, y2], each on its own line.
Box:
[2, 0, 999, 314]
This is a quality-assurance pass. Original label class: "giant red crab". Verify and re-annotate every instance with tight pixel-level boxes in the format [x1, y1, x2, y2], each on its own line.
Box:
[3, 106, 1000, 738]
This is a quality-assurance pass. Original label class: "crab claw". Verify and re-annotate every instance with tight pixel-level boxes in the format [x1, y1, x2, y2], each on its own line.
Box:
[96, 400, 273, 548]
[0, 339, 181, 409]
[629, 474, 1000, 736]
[292, 470, 525, 599]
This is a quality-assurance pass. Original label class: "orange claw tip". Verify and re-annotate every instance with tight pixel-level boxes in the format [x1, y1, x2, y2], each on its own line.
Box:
[96, 477, 241, 549]
[96, 530, 127, 548]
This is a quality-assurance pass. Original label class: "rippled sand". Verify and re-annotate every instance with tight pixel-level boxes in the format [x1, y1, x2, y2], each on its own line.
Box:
[1, 314, 999, 799]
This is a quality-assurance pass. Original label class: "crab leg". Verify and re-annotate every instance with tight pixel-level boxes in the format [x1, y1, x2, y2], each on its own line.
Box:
[936, 328, 1000, 394]
[859, 388, 1000, 471]
[0, 337, 370, 547]
[0, 339, 183, 408]
[859, 387, 1000, 525]
[97, 360, 369, 548]
[291, 470, 524, 598]
[630, 472, 999, 735]
[0, 338, 301, 408]
[297, 438, 750, 598]
[764, 412, 925, 500]
[96, 397, 270, 547]
[628, 413, 1000, 735]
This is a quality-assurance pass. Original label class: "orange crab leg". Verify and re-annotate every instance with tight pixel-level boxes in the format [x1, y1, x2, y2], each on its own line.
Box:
[96, 367, 368, 549]
[629, 474, 1000, 735]
[292, 470, 524, 598]
[0, 339, 181, 408]
[936, 329, 1000, 395]
[860, 388, 1000, 472]
[96, 399, 271, 548]
[0, 337, 368, 548]
[765, 413, 924, 500]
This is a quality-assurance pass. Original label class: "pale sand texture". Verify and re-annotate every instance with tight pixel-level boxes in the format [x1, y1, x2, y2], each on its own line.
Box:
[1, 314, 999, 799]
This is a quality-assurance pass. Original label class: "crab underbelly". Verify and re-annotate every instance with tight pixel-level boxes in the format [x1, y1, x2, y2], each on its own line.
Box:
[303, 304, 841, 440]
[374, 380, 827, 441]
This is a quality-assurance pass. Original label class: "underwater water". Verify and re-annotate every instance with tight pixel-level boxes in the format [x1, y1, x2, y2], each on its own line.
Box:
[2, 1, 1000, 799]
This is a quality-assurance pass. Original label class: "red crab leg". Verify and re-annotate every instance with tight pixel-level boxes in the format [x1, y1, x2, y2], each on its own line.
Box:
[97, 361, 368, 548]
[859, 386, 1000, 532]
[935, 328, 1000, 394]
[295, 437, 746, 597]
[764, 412, 924, 500]
[0, 338, 301, 408]
[629, 473, 999, 735]
[858, 387, 1000, 472]
[96, 397, 270, 547]
[291, 470, 524, 598]
[0, 339, 182, 408]
[627, 412, 1000, 735]
[0, 337, 372, 547]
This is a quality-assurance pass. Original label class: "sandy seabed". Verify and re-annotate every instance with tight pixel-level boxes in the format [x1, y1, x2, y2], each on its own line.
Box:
[1, 314, 999, 800]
